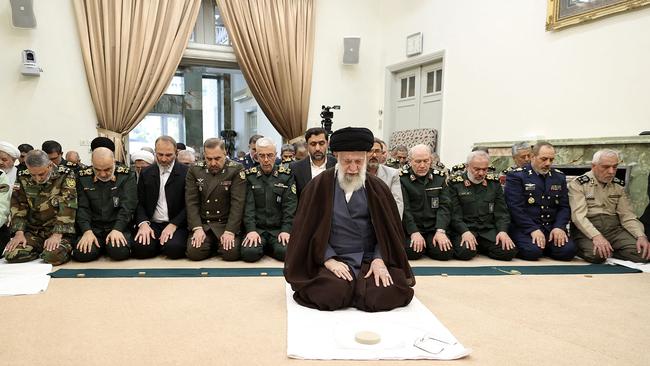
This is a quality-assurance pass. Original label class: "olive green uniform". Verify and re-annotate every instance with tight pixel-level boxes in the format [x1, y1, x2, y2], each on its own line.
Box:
[73, 166, 137, 262]
[185, 159, 246, 261]
[243, 165, 297, 261]
[400, 165, 452, 260]
[568, 172, 647, 263]
[5, 166, 77, 265]
[447, 172, 517, 260]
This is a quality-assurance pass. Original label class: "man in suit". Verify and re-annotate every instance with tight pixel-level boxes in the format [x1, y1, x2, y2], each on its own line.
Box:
[367, 137, 403, 218]
[289, 127, 336, 198]
[133, 136, 189, 259]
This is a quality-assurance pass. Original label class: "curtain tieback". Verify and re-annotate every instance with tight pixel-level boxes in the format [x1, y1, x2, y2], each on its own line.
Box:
[96, 128, 123, 142]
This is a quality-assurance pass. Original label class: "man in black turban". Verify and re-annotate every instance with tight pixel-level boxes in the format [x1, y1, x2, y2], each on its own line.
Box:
[90, 137, 115, 152]
[284, 127, 414, 312]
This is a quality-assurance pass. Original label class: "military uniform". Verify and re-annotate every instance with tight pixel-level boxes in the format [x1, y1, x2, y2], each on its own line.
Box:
[400, 165, 452, 260]
[242, 165, 297, 261]
[448, 172, 517, 260]
[5, 166, 77, 265]
[60, 158, 81, 174]
[451, 162, 496, 175]
[185, 159, 246, 261]
[568, 171, 647, 263]
[73, 166, 137, 262]
[504, 164, 577, 260]
[385, 157, 402, 170]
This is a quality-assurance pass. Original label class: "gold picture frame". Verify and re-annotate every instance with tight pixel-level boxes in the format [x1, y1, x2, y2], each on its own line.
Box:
[546, 0, 650, 31]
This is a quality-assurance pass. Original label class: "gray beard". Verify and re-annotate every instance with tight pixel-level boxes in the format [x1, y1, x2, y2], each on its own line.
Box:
[336, 165, 366, 194]
[467, 170, 483, 184]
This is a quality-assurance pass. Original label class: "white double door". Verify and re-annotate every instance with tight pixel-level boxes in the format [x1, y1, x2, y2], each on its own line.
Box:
[393, 62, 443, 137]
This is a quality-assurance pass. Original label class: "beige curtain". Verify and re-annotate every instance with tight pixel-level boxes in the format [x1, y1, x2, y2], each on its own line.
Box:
[216, 0, 315, 140]
[73, 0, 201, 161]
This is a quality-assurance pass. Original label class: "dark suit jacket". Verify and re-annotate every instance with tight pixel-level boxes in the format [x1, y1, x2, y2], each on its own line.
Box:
[135, 162, 188, 227]
[289, 155, 337, 198]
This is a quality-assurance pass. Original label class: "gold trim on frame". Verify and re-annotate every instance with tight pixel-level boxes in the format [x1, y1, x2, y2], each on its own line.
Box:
[546, 0, 650, 31]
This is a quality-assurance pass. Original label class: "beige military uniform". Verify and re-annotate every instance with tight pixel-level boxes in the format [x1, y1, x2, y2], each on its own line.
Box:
[185, 159, 246, 261]
[568, 171, 647, 263]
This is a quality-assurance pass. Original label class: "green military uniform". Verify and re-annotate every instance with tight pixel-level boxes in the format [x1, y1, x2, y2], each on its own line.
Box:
[451, 162, 497, 175]
[185, 159, 246, 261]
[447, 172, 517, 260]
[568, 171, 647, 263]
[386, 157, 402, 170]
[6, 166, 77, 265]
[60, 158, 81, 174]
[242, 165, 297, 261]
[400, 165, 452, 260]
[73, 166, 137, 262]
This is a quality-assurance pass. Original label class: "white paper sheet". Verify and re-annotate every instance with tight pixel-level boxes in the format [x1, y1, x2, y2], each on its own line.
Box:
[286, 284, 470, 360]
[0, 260, 52, 296]
[606, 258, 650, 273]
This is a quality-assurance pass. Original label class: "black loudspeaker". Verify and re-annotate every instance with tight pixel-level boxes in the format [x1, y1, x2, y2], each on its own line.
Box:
[10, 0, 37, 29]
[343, 37, 360, 65]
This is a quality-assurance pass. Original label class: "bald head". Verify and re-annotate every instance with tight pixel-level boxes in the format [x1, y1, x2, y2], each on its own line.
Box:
[92, 147, 116, 182]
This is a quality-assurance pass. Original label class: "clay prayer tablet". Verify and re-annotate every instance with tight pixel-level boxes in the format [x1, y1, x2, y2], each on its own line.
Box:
[355, 331, 381, 345]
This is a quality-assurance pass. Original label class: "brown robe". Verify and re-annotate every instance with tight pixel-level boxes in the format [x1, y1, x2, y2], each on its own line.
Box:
[284, 168, 415, 312]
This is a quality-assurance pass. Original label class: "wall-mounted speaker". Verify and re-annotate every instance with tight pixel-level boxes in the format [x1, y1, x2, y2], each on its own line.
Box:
[343, 37, 360, 65]
[10, 0, 37, 29]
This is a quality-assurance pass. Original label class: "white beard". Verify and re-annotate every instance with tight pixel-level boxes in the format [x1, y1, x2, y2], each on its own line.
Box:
[336, 163, 366, 194]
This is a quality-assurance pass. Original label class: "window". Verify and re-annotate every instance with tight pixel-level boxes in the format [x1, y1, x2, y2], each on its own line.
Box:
[400, 75, 416, 99]
[246, 109, 258, 136]
[192, 0, 232, 46]
[426, 69, 443, 94]
[129, 114, 184, 152]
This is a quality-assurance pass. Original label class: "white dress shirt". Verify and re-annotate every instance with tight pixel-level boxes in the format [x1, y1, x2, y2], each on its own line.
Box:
[152, 161, 174, 223]
[310, 157, 327, 179]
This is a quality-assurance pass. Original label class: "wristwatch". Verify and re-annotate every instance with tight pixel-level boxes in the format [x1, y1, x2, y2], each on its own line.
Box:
[436, 229, 446, 234]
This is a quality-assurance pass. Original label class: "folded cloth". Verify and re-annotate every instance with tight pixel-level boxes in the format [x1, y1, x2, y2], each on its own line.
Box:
[606, 258, 650, 273]
[285, 284, 470, 360]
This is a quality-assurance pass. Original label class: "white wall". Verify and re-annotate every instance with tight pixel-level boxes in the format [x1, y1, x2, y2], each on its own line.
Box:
[376, 0, 650, 163]
[307, 0, 383, 136]
[0, 1, 97, 163]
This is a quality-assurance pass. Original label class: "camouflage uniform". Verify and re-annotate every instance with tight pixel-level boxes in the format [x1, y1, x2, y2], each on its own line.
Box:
[185, 159, 246, 261]
[6, 166, 77, 265]
[243, 165, 297, 261]
[73, 166, 137, 262]
[400, 165, 452, 260]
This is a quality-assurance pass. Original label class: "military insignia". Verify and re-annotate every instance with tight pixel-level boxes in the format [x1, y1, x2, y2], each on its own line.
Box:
[550, 184, 562, 191]
[450, 175, 464, 183]
[528, 170, 533, 175]
[228, 160, 238, 167]
[291, 184, 296, 194]
[513, 167, 523, 172]
[250, 167, 258, 173]
[464, 180, 471, 187]
[431, 197, 439, 209]
[64, 178, 76, 188]
[525, 183, 536, 191]
[274, 183, 288, 189]
[79, 168, 93, 177]
[57, 166, 70, 174]
[451, 163, 466, 173]
[528, 197, 535, 204]
[553, 168, 564, 175]
[18, 169, 30, 176]
[196, 178, 205, 192]
[410, 174, 416, 181]
[113, 197, 120, 207]
[577, 175, 590, 185]
[195, 161, 206, 167]
[613, 177, 625, 186]
[116, 166, 129, 174]
[488, 202, 494, 213]
[0, 184, 9, 193]
[239, 171, 246, 180]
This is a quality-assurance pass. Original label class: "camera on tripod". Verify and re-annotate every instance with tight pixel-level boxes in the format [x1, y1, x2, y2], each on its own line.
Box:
[320, 105, 340, 136]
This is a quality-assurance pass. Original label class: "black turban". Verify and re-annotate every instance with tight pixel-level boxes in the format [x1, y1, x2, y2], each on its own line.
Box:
[91, 137, 115, 152]
[329, 127, 374, 152]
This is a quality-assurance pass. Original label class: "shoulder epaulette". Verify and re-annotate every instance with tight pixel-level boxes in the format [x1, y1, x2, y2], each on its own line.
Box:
[65, 161, 78, 168]
[450, 175, 464, 183]
[18, 169, 30, 176]
[78, 168, 94, 177]
[613, 177, 625, 186]
[194, 161, 205, 167]
[245, 167, 258, 176]
[488, 165, 496, 172]
[228, 160, 242, 168]
[512, 167, 524, 172]
[57, 166, 71, 174]
[576, 175, 590, 185]
[451, 163, 466, 172]
[553, 168, 564, 175]
[277, 165, 291, 175]
[486, 173, 499, 181]
[432, 169, 445, 177]
[115, 166, 130, 174]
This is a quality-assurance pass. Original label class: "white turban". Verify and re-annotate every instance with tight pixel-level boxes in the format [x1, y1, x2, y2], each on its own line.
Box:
[0, 141, 20, 159]
[131, 150, 154, 164]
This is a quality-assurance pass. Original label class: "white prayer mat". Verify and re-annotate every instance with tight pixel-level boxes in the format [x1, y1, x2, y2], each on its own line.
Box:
[0, 260, 52, 296]
[606, 258, 650, 273]
[285, 284, 470, 360]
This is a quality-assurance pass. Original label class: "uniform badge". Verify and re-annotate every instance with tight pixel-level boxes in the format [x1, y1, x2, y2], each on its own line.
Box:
[528, 197, 535, 204]
[291, 184, 296, 194]
[550, 184, 562, 191]
[65, 178, 76, 188]
[488, 202, 494, 213]
[239, 171, 246, 180]
[276, 196, 282, 203]
[431, 197, 439, 209]
[525, 183, 535, 191]
[197, 178, 204, 192]
[464, 180, 471, 187]
[113, 197, 120, 207]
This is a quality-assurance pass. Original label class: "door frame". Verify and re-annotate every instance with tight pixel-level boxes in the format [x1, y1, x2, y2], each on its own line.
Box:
[383, 50, 445, 147]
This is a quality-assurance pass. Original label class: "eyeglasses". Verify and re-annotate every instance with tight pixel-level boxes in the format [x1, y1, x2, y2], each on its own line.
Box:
[257, 153, 276, 161]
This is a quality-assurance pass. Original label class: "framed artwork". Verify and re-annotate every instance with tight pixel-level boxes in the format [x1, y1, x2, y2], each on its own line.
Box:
[546, 0, 650, 31]
[406, 32, 423, 57]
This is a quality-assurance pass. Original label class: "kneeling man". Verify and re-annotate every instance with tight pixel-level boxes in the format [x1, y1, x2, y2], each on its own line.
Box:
[568, 149, 649, 263]
[284, 127, 414, 312]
